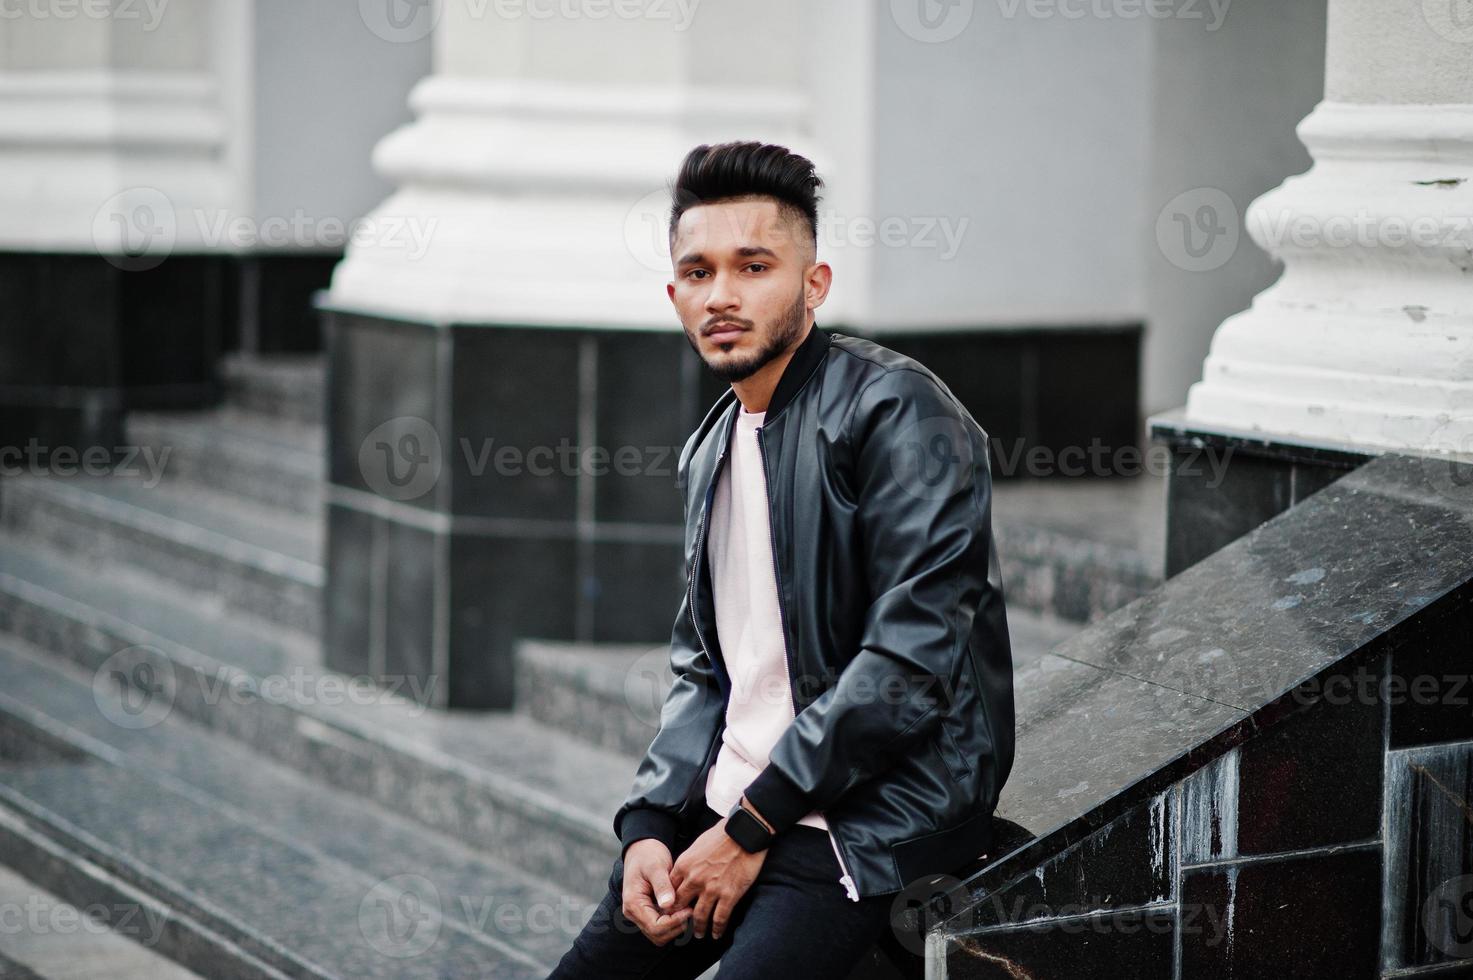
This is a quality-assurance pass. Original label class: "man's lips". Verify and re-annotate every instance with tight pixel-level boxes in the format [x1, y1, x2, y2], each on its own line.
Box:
[706, 324, 746, 342]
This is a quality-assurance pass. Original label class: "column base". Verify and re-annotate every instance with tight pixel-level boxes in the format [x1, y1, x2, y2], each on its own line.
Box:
[862, 323, 1142, 480]
[320, 309, 702, 709]
[1149, 409, 1371, 577]
[0, 251, 226, 454]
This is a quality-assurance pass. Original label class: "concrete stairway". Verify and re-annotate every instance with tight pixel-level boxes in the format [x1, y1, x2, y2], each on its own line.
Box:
[0, 353, 1132, 978]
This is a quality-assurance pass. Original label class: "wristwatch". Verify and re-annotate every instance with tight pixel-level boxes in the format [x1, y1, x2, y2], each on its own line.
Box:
[724, 800, 774, 853]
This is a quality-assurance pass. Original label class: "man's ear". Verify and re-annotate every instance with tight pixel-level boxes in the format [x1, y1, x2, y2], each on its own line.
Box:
[805, 261, 834, 311]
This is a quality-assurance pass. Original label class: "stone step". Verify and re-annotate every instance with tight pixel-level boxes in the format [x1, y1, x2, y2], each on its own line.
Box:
[220, 354, 324, 427]
[0, 474, 322, 637]
[0, 538, 630, 899]
[0, 636, 588, 979]
[514, 609, 1080, 759]
[991, 475, 1165, 623]
[124, 408, 324, 518]
[0, 861, 207, 979]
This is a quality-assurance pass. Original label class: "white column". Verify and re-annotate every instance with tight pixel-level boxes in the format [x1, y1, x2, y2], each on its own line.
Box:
[1184, 0, 1473, 454]
[324, 0, 823, 329]
[0, 0, 246, 255]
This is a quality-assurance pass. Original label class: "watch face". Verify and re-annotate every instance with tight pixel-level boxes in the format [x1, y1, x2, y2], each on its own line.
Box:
[725, 807, 772, 852]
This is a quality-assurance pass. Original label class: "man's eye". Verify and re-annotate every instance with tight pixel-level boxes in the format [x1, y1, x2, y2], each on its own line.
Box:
[687, 269, 709, 280]
[746, 264, 767, 273]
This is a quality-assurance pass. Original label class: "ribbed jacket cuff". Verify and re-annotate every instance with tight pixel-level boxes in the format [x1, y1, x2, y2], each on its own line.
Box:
[617, 808, 681, 859]
[742, 764, 811, 836]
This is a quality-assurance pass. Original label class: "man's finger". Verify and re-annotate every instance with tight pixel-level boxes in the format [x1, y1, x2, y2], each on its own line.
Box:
[710, 891, 734, 940]
[622, 873, 662, 933]
[649, 907, 692, 945]
[691, 887, 716, 939]
[648, 864, 676, 914]
[673, 871, 701, 909]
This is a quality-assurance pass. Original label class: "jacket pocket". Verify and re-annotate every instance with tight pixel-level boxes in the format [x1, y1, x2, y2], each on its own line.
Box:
[933, 721, 972, 782]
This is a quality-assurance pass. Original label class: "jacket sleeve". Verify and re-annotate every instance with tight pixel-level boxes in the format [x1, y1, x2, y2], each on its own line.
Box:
[743, 367, 999, 835]
[611, 435, 727, 857]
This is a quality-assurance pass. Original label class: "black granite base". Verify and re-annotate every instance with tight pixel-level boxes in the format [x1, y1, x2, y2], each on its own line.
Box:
[221, 252, 341, 354]
[321, 311, 700, 708]
[861, 324, 1141, 481]
[0, 251, 226, 454]
[1149, 410, 1370, 576]
[320, 314, 1141, 708]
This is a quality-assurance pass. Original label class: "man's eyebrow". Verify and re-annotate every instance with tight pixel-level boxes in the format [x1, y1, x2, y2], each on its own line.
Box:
[675, 245, 780, 267]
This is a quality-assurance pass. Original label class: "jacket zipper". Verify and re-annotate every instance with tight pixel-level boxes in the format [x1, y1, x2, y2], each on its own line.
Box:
[755, 423, 860, 903]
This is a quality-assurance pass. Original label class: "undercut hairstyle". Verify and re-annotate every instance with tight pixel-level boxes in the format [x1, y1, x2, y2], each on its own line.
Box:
[668, 141, 824, 253]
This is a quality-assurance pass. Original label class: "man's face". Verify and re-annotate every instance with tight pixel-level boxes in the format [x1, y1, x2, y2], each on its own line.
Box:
[667, 197, 818, 384]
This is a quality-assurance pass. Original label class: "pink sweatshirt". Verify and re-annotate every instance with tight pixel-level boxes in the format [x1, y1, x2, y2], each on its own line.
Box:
[702, 405, 859, 901]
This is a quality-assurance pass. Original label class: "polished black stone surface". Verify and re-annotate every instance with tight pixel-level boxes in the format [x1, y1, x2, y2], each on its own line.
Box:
[449, 325, 581, 522]
[876, 324, 1141, 481]
[998, 650, 1244, 862]
[1150, 411, 1367, 575]
[946, 905, 1175, 979]
[1235, 653, 1384, 855]
[1179, 848, 1382, 978]
[965, 793, 1173, 930]
[949, 451, 1473, 935]
[321, 311, 1145, 706]
[1384, 741, 1473, 970]
[592, 329, 689, 526]
[222, 252, 340, 353]
[1388, 594, 1473, 749]
[321, 310, 731, 706]
[590, 538, 685, 643]
[326, 312, 441, 508]
[1056, 453, 1473, 714]
[0, 251, 224, 450]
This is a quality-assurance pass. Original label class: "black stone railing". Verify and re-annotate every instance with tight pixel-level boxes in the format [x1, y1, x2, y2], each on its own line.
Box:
[896, 452, 1473, 977]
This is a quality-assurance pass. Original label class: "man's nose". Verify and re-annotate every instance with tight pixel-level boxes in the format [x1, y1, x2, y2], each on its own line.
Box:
[705, 270, 739, 312]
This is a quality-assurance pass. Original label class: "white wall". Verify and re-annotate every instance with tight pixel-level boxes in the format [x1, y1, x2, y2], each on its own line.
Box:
[253, 1, 431, 244]
[1142, 0, 1327, 415]
[861, 1, 1156, 330]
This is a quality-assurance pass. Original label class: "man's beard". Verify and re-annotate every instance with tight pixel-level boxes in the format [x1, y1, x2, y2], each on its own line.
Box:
[694, 290, 808, 384]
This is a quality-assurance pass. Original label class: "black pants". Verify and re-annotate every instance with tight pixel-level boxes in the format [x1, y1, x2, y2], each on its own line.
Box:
[547, 806, 902, 979]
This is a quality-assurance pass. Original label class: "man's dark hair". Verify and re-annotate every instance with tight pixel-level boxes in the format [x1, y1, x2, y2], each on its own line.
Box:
[668, 141, 824, 252]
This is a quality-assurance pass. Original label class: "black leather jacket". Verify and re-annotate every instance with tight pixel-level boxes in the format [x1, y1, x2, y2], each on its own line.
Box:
[613, 324, 1015, 897]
